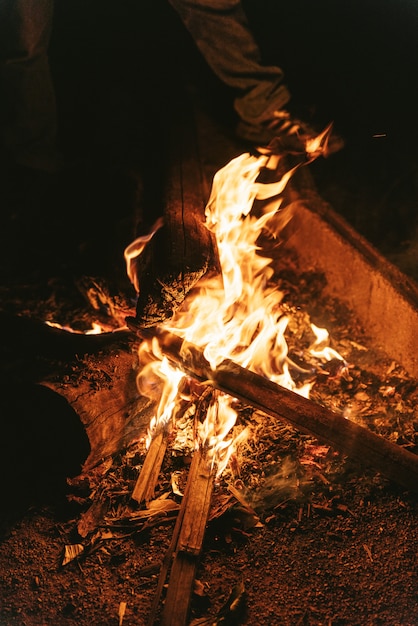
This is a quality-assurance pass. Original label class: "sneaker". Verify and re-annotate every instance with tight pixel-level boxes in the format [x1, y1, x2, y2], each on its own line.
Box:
[236, 108, 344, 158]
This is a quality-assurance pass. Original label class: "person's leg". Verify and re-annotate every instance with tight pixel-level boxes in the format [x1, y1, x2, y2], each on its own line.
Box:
[167, 0, 291, 126]
[0, 0, 58, 171]
[169, 0, 344, 153]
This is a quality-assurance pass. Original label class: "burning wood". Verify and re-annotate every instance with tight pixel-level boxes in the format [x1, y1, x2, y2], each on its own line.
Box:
[154, 447, 215, 626]
[122, 144, 418, 625]
[128, 321, 418, 496]
[122, 146, 418, 625]
[131, 430, 168, 505]
[143, 389, 221, 626]
[128, 373, 245, 626]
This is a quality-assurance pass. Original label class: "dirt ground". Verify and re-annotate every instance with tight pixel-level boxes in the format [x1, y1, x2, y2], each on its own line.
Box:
[1, 467, 418, 626]
[1, 251, 418, 626]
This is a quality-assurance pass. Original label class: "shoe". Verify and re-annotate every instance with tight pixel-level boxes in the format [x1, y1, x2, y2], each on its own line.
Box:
[236, 107, 344, 158]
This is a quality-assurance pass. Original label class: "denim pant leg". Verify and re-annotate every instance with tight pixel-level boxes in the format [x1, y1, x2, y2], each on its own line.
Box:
[0, 0, 57, 167]
[168, 0, 290, 124]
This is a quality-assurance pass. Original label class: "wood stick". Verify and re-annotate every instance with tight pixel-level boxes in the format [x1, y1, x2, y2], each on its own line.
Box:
[176, 447, 215, 556]
[131, 430, 167, 505]
[146, 393, 217, 625]
[127, 321, 418, 495]
[146, 472, 188, 626]
[160, 447, 215, 626]
[160, 554, 197, 626]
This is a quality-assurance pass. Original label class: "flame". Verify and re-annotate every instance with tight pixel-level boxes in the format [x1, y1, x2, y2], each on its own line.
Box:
[309, 323, 344, 362]
[46, 320, 105, 334]
[135, 339, 185, 447]
[305, 122, 335, 160]
[197, 393, 240, 476]
[131, 146, 344, 475]
[124, 217, 164, 293]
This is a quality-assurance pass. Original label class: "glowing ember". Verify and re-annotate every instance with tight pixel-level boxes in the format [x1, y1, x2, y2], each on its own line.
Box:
[46, 320, 105, 334]
[45, 318, 133, 336]
[129, 148, 345, 474]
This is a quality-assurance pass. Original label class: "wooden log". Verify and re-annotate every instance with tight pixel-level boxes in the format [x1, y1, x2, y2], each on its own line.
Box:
[163, 81, 219, 279]
[160, 553, 197, 626]
[133, 79, 220, 327]
[44, 339, 154, 471]
[284, 167, 418, 379]
[175, 446, 215, 556]
[160, 447, 215, 626]
[127, 321, 418, 495]
[131, 430, 168, 505]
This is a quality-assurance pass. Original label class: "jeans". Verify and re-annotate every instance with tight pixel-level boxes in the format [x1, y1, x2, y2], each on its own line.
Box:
[0, 0, 57, 169]
[168, 0, 290, 125]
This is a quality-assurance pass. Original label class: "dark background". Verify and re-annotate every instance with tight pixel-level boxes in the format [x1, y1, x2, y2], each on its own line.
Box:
[50, 0, 418, 151]
[4, 0, 418, 281]
[48, 0, 418, 273]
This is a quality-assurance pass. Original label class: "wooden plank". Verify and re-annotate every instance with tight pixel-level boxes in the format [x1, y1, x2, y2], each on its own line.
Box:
[134, 84, 220, 326]
[163, 87, 219, 278]
[144, 446, 215, 626]
[160, 553, 197, 626]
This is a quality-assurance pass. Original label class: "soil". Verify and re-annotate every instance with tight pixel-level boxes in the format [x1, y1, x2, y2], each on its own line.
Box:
[1, 3, 418, 625]
[1, 464, 418, 626]
[1, 248, 418, 626]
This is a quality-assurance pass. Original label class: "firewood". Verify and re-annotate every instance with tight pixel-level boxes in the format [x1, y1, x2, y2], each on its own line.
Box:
[143, 390, 218, 625]
[144, 446, 215, 626]
[131, 430, 168, 505]
[160, 447, 215, 626]
[127, 321, 418, 495]
[175, 446, 215, 556]
[146, 491, 186, 626]
[160, 554, 197, 626]
[45, 347, 153, 471]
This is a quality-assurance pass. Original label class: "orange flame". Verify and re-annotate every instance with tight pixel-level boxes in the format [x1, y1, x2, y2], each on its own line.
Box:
[198, 394, 242, 477]
[124, 217, 164, 293]
[46, 320, 105, 334]
[131, 148, 344, 472]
